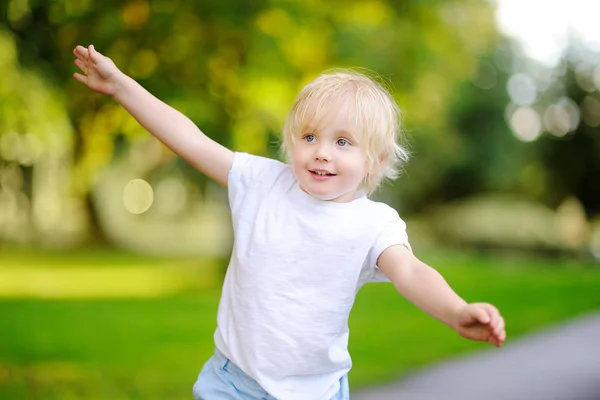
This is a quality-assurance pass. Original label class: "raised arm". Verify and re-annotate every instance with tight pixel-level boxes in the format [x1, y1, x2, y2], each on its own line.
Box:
[377, 245, 506, 347]
[73, 45, 233, 187]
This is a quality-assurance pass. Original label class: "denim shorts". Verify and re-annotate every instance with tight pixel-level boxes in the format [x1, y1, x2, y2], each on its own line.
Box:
[192, 348, 350, 400]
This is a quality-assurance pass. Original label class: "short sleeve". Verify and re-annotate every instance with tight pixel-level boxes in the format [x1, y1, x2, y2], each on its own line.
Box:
[228, 152, 290, 214]
[366, 217, 412, 283]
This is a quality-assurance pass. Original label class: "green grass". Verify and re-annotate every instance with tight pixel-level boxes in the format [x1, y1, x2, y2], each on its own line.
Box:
[1, 247, 599, 399]
[349, 250, 600, 387]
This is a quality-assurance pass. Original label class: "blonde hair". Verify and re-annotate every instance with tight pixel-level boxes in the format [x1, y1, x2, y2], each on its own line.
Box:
[282, 70, 410, 194]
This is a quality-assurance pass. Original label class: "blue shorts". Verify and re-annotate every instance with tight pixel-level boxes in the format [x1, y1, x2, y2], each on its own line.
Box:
[192, 348, 350, 400]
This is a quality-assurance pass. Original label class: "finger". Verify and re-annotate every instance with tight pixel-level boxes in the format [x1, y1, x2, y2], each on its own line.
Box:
[471, 306, 490, 324]
[487, 313, 500, 332]
[73, 45, 89, 59]
[74, 59, 88, 74]
[496, 332, 506, 346]
[74, 50, 89, 64]
[88, 44, 103, 64]
[488, 313, 499, 329]
[496, 325, 507, 341]
[488, 327, 503, 347]
[73, 72, 87, 85]
[491, 325, 506, 347]
[490, 330, 502, 345]
[482, 303, 502, 325]
[493, 317, 505, 336]
[74, 47, 91, 67]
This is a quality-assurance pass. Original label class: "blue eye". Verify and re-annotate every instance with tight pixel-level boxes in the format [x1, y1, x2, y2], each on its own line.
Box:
[305, 135, 316, 143]
[336, 138, 349, 147]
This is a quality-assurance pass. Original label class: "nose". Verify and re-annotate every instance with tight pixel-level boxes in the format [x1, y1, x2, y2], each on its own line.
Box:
[314, 142, 331, 162]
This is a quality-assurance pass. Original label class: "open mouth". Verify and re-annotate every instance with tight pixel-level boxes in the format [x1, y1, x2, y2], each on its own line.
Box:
[310, 170, 336, 177]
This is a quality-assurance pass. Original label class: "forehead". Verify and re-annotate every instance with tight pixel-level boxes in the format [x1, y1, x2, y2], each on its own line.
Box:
[304, 92, 360, 132]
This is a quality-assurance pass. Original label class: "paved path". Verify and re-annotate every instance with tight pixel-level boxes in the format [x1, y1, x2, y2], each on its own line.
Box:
[352, 312, 600, 400]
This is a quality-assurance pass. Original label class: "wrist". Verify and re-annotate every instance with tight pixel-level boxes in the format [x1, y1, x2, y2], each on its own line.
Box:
[447, 301, 468, 330]
[110, 71, 129, 100]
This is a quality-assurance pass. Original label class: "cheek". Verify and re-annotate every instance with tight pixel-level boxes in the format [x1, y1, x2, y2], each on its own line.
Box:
[359, 152, 372, 174]
[351, 152, 369, 174]
[289, 144, 299, 159]
[290, 146, 306, 169]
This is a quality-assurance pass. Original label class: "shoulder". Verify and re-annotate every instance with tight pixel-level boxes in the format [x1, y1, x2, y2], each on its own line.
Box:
[229, 152, 294, 188]
[230, 152, 287, 179]
[228, 152, 294, 209]
[360, 198, 410, 250]
[359, 197, 402, 223]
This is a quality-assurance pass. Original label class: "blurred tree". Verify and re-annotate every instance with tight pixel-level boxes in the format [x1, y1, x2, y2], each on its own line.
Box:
[0, 28, 82, 245]
[0, 0, 498, 244]
[533, 44, 600, 217]
[497, 40, 600, 219]
[423, 47, 515, 207]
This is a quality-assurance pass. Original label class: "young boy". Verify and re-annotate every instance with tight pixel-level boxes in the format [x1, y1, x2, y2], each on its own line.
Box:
[73, 44, 506, 400]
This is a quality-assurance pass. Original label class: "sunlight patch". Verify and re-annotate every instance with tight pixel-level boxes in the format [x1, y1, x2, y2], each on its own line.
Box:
[0, 267, 214, 299]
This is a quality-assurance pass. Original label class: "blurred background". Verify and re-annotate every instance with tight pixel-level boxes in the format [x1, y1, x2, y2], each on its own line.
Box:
[1, 0, 599, 399]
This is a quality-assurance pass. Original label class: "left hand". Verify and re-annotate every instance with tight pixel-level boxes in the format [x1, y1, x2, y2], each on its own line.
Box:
[452, 303, 506, 347]
[73, 45, 122, 97]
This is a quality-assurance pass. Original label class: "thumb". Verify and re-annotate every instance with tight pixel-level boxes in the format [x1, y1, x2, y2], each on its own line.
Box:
[88, 44, 102, 63]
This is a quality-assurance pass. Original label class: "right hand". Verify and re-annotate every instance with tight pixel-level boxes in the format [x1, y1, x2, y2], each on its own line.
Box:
[73, 45, 121, 96]
[452, 303, 506, 347]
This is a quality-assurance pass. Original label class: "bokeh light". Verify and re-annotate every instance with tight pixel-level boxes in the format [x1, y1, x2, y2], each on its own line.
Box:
[122, 178, 154, 214]
[542, 97, 580, 137]
[508, 106, 542, 142]
[122, 0, 150, 29]
[7, 0, 31, 25]
[507, 73, 537, 105]
[130, 49, 158, 79]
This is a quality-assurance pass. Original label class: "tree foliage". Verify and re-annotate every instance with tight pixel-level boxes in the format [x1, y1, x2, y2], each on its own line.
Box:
[3, 0, 598, 246]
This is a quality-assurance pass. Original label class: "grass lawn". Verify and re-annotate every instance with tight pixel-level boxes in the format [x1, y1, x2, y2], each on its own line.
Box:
[1, 246, 599, 399]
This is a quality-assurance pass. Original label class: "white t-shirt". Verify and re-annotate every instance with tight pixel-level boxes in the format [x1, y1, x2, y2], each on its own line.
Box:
[213, 153, 411, 400]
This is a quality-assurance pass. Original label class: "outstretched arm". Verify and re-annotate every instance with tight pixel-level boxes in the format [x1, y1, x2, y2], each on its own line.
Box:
[73, 45, 234, 187]
[378, 245, 506, 347]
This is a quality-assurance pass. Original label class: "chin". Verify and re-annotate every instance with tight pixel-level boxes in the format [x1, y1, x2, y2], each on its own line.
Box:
[300, 184, 333, 200]
[309, 187, 353, 202]
[307, 189, 334, 200]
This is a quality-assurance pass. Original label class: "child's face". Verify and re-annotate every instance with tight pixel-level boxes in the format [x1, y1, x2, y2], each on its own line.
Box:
[291, 107, 368, 202]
